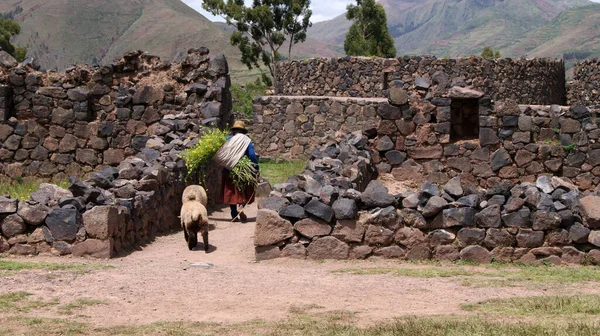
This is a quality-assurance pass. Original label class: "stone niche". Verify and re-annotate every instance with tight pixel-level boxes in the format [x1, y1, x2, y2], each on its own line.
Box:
[450, 98, 480, 141]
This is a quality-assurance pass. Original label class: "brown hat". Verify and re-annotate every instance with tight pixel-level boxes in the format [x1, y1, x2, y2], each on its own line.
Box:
[231, 120, 247, 133]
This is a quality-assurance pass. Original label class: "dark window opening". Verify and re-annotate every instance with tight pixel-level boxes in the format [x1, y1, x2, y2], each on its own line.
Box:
[382, 72, 390, 90]
[450, 99, 479, 141]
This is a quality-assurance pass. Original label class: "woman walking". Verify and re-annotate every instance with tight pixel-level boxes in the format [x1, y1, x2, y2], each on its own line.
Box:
[220, 121, 258, 222]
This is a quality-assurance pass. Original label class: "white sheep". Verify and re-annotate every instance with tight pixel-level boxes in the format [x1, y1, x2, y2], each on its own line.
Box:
[182, 184, 208, 207]
[180, 185, 210, 252]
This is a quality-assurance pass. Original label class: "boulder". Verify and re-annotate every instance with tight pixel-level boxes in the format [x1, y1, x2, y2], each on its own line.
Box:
[532, 211, 561, 231]
[448, 86, 484, 99]
[332, 218, 366, 243]
[82, 206, 118, 240]
[442, 208, 475, 228]
[360, 181, 394, 208]
[255, 246, 281, 260]
[580, 196, 600, 229]
[460, 245, 491, 264]
[304, 199, 334, 222]
[17, 201, 49, 226]
[484, 228, 515, 248]
[364, 225, 394, 246]
[434, 245, 460, 261]
[561, 246, 585, 265]
[281, 243, 306, 259]
[257, 197, 289, 212]
[332, 198, 358, 220]
[72, 239, 113, 259]
[1, 214, 26, 237]
[536, 176, 554, 194]
[516, 228, 544, 248]
[45, 208, 81, 241]
[429, 229, 456, 245]
[457, 228, 486, 247]
[307, 236, 349, 260]
[475, 204, 501, 228]
[279, 204, 308, 220]
[589, 231, 600, 247]
[374, 246, 406, 259]
[443, 177, 463, 198]
[0, 197, 18, 214]
[254, 210, 294, 246]
[569, 223, 590, 244]
[422, 196, 448, 217]
[294, 217, 332, 238]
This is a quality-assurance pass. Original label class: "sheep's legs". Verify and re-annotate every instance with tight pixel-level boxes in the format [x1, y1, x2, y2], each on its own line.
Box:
[188, 232, 198, 251]
[183, 228, 189, 242]
[202, 232, 209, 253]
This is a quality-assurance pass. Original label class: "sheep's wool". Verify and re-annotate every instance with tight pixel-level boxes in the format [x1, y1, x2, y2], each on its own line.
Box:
[213, 133, 251, 170]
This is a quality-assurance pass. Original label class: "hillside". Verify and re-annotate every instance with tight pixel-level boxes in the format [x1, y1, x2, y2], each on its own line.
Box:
[307, 0, 596, 59]
[0, 0, 245, 74]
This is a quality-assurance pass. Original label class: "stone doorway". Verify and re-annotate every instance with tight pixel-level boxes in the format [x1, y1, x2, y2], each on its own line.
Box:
[450, 98, 479, 141]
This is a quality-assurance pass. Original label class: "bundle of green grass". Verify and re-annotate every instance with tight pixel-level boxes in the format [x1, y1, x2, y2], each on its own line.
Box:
[181, 129, 257, 191]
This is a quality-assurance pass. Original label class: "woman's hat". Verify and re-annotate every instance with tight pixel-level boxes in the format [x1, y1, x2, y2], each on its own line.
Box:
[231, 120, 248, 133]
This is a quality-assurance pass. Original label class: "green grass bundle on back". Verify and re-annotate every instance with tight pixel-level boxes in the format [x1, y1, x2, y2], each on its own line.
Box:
[181, 129, 228, 179]
[230, 156, 258, 192]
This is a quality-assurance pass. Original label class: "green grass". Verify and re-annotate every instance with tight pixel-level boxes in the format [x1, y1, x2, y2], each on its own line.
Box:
[463, 295, 600, 317]
[0, 260, 111, 277]
[0, 180, 69, 200]
[58, 298, 105, 315]
[2, 313, 600, 336]
[333, 267, 489, 278]
[332, 263, 600, 287]
[259, 160, 306, 185]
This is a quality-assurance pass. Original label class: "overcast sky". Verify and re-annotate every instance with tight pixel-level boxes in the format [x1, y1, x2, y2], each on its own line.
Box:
[184, 0, 600, 23]
[182, 0, 355, 23]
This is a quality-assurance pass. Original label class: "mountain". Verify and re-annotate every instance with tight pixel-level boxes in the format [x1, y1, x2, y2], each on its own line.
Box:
[307, 0, 598, 60]
[213, 22, 343, 60]
[0, 0, 244, 73]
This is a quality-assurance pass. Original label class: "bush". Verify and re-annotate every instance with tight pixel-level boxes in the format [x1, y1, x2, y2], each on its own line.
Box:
[231, 79, 267, 118]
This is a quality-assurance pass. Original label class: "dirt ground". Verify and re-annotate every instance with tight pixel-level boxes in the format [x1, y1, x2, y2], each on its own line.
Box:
[1, 202, 599, 328]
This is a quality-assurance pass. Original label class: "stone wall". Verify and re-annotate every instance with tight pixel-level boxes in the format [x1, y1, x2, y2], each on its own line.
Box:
[254, 133, 600, 265]
[275, 56, 566, 105]
[568, 59, 600, 106]
[0, 48, 232, 258]
[373, 99, 600, 191]
[0, 48, 232, 183]
[251, 96, 386, 159]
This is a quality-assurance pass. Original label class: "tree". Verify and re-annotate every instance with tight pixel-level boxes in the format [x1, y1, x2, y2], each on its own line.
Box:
[481, 46, 501, 59]
[202, 0, 312, 87]
[344, 0, 396, 58]
[0, 18, 26, 62]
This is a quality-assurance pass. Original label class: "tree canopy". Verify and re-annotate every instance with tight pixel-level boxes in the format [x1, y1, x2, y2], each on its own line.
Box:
[344, 0, 396, 58]
[202, 0, 312, 87]
[481, 46, 501, 59]
[0, 18, 26, 62]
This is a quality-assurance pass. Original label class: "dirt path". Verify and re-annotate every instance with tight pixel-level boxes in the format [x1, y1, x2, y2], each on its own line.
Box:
[1, 203, 599, 328]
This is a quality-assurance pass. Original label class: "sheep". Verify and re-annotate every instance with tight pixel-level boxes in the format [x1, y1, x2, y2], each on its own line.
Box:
[182, 185, 208, 207]
[180, 185, 210, 252]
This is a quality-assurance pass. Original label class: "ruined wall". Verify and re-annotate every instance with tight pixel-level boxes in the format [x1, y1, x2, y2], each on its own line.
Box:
[254, 134, 600, 265]
[568, 59, 600, 106]
[275, 56, 566, 105]
[0, 48, 232, 257]
[251, 96, 385, 159]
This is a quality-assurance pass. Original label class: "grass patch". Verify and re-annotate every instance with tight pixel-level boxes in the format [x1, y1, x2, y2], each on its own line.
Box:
[463, 295, 600, 316]
[58, 298, 105, 315]
[0, 260, 110, 276]
[259, 160, 306, 185]
[0, 292, 59, 313]
[0, 180, 69, 200]
[333, 267, 488, 278]
[333, 263, 600, 287]
[2, 312, 600, 335]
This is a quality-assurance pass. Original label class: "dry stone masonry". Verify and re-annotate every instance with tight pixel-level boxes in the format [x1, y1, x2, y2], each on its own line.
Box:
[568, 59, 600, 106]
[254, 134, 600, 265]
[0, 48, 233, 257]
[253, 55, 600, 263]
[275, 56, 566, 105]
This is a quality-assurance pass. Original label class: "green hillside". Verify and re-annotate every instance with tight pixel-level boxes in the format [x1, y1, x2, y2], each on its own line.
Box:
[307, 0, 598, 61]
[0, 0, 246, 76]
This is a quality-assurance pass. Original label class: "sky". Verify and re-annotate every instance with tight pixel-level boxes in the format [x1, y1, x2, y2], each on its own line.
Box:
[184, 0, 600, 23]
[181, 0, 355, 23]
